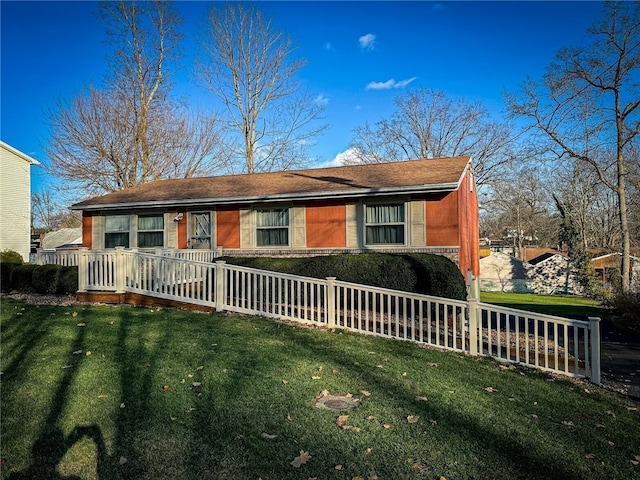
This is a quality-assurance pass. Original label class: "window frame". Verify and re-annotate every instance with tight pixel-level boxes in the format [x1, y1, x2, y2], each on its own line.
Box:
[104, 215, 131, 248]
[363, 202, 406, 246]
[255, 208, 290, 247]
[137, 214, 165, 248]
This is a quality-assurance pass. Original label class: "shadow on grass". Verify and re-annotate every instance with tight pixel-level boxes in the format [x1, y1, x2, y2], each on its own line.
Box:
[7, 313, 117, 479]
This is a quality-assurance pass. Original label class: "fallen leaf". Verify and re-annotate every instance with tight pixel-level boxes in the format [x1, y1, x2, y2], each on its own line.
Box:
[170, 416, 177, 421]
[188, 374, 193, 378]
[402, 372, 407, 377]
[336, 415, 349, 426]
[332, 369, 338, 374]
[97, 394, 108, 399]
[352, 477, 364, 480]
[383, 424, 391, 429]
[77, 323, 86, 327]
[366, 415, 375, 420]
[73, 350, 83, 355]
[261, 433, 277, 440]
[484, 386, 496, 393]
[376, 365, 384, 369]
[345, 392, 353, 398]
[561, 420, 575, 427]
[427, 362, 438, 367]
[365, 447, 373, 455]
[607, 441, 615, 446]
[120, 403, 125, 408]
[282, 380, 289, 385]
[196, 365, 204, 371]
[311, 376, 321, 380]
[595, 423, 606, 429]
[407, 415, 419, 424]
[291, 450, 311, 468]
[85, 351, 92, 356]
[412, 461, 430, 472]
[415, 396, 428, 402]
[368, 475, 379, 480]
[119, 456, 127, 465]
[530, 414, 539, 420]
[585, 453, 595, 459]
[318, 365, 323, 371]
[335, 464, 343, 470]
[72, 311, 78, 317]
[360, 389, 371, 397]
[192, 382, 202, 387]
[162, 385, 170, 392]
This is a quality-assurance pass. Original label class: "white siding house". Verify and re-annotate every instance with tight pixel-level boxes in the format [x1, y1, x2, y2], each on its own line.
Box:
[0, 141, 40, 261]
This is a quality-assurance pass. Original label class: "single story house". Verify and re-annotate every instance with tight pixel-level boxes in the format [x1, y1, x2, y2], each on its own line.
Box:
[0, 141, 40, 262]
[41, 227, 83, 250]
[71, 156, 480, 280]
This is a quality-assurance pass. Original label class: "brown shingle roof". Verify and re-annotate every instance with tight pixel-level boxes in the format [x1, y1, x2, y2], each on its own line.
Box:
[73, 156, 472, 211]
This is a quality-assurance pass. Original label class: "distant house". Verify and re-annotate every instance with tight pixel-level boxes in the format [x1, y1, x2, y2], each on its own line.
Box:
[480, 251, 582, 294]
[0, 141, 40, 262]
[590, 252, 640, 289]
[41, 228, 83, 250]
[71, 156, 480, 280]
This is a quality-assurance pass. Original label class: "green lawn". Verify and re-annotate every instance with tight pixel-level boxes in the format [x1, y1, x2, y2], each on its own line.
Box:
[480, 292, 610, 320]
[2, 298, 639, 480]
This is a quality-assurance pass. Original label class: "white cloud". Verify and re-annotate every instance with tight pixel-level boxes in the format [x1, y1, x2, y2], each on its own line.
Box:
[359, 33, 376, 50]
[318, 148, 364, 168]
[314, 94, 329, 106]
[365, 77, 417, 90]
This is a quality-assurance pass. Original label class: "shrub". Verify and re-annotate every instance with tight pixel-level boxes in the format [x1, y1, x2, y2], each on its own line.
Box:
[9, 265, 37, 293]
[608, 292, 640, 336]
[33, 264, 62, 294]
[56, 266, 79, 294]
[0, 249, 24, 292]
[219, 253, 467, 300]
[0, 249, 24, 265]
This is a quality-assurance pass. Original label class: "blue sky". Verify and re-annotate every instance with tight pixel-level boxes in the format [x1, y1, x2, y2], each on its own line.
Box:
[1, 1, 605, 197]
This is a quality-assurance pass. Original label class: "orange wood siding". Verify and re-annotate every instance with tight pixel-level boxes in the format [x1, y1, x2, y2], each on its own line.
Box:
[456, 172, 480, 278]
[305, 204, 346, 248]
[82, 214, 92, 249]
[216, 209, 240, 248]
[425, 192, 459, 246]
[177, 209, 188, 249]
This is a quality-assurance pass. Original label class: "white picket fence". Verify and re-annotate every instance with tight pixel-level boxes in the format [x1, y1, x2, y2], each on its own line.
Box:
[43, 247, 602, 383]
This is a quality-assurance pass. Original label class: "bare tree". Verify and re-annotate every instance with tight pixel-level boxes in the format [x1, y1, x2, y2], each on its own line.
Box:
[348, 88, 517, 186]
[32, 190, 81, 231]
[46, 1, 224, 195]
[196, 3, 328, 174]
[507, 1, 640, 292]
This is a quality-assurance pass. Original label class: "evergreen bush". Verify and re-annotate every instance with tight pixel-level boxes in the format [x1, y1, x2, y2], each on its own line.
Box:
[33, 264, 62, 294]
[219, 253, 466, 300]
[56, 266, 79, 294]
[9, 265, 37, 293]
[0, 249, 24, 293]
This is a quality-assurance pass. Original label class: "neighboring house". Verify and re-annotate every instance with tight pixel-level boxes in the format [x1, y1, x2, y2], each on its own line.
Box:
[0, 141, 40, 262]
[41, 228, 83, 250]
[71, 156, 480, 280]
[480, 252, 530, 293]
[591, 252, 640, 289]
[480, 251, 582, 294]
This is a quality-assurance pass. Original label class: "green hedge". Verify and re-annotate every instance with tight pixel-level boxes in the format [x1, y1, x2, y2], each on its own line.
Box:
[1, 249, 23, 293]
[2, 263, 78, 295]
[219, 253, 467, 300]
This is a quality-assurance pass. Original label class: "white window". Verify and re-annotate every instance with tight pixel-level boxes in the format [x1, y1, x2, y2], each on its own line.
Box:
[105, 215, 130, 248]
[256, 209, 289, 247]
[189, 212, 212, 249]
[365, 204, 405, 245]
[138, 214, 164, 248]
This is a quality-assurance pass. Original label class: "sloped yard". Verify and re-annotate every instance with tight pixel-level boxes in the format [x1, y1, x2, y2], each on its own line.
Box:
[1, 299, 639, 480]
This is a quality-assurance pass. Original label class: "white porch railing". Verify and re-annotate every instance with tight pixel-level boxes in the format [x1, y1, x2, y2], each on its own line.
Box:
[45, 247, 602, 383]
[36, 249, 80, 266]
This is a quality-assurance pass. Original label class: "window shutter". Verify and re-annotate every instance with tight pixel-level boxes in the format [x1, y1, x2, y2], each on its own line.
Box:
[410, 200, 425, 247]
[292, 206, 306, 248]
[346, 204, 358, 248]
[93, 216, 105, 250]
[240, 208, 254, 248]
